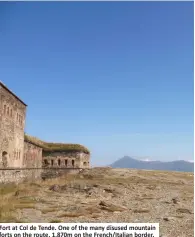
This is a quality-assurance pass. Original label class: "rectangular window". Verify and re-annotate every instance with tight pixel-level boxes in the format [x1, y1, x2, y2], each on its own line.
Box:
[72, 160, 75, 167]
[3, 105, 6, 114]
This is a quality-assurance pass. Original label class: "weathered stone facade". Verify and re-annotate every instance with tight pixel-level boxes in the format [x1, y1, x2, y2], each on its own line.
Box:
[0, 81, 90, 183]
[23, 141, 42, 168]
[42, 151, 90, 169]
[0, 168, 81, 184]
[0, 82, 27, 168]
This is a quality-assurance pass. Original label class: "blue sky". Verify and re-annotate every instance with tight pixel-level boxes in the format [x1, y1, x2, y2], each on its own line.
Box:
[0, 2, 193, 165]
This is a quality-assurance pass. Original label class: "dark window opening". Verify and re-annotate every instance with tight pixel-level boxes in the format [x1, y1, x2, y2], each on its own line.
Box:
[51, 160, 54, 166]
[72, 160, 75, 167]
[2, 151, 8, 168]
[65, 160, 67, 167]
[83, 162, 87, 166]
[58, 159, 61, 166]
[3, 105, 6, 114]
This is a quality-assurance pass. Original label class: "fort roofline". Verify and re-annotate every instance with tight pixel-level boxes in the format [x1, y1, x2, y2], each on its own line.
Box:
[24, 134, 90, 154]
[0, 81, 27, 106]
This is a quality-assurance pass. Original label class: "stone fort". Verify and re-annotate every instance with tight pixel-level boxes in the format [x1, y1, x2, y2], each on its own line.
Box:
[0, 81, 90, 182]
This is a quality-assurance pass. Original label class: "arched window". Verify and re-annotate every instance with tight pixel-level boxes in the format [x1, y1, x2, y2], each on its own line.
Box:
[51, 160, 54, 166]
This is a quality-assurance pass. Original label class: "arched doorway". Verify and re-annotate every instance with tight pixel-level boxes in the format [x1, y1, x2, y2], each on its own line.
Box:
[2, 151, 8, 168]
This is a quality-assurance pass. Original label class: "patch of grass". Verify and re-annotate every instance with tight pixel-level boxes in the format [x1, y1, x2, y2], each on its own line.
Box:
[176, 208, 192, 214]
[0, 200, 18, 222]
[14, 184, 41, 198]
[13, 202, 35, 210]
[57, 212, 84, 218]
[84, 206, 101, 214]
[99, 201, 127, 212]
[29, 183, 42, 188]
[99, 206, 124, 212]
[50, 219, 62, 223]
[41, 208, 59, 214]
[137, 196, 154, 201]
[0, 191, 36, 223]
[91, 214, 101, 219]
[133, 209, 150, 213]
[18, 196, 37, 203]
[38, 199, 55, 205]
[0, 215, 20, 223]
[0, 183, 17, 195]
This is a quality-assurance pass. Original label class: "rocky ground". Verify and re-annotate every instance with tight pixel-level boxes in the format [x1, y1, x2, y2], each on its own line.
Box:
[0, 168, 193, 237]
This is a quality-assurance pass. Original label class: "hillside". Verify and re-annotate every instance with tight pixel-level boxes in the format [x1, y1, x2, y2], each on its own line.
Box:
[110, 156, 194, 172]
[0, 168, 193, 237]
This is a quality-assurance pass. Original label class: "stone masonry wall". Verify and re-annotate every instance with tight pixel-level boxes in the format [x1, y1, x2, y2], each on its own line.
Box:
[23, 141, 42, 168]
[41, 168, 82, 180]
[0, 84, 27, 168]
[0, 169, 42, 184]
[42, 151, 90, 169]
[0, 168, 83, 184]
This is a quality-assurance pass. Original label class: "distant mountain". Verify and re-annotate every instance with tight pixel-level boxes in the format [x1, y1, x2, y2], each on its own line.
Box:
[110, 156, 194, 172]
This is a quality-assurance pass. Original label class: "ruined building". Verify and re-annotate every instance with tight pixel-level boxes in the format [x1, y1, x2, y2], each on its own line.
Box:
[0, 81, 90, 170]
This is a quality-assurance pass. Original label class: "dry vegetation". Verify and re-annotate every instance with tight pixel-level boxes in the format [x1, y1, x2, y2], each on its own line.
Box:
[0, 168, 193, 237]
[24, 134, 90, 154]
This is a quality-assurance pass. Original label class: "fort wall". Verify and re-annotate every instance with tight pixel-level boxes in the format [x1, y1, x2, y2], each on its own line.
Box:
[42, 151, 90, 169]
[0, 83, 27, 168]
[0, 168, 83, 184]
[23, 141, 42, 168]
[0, 168, 42, 184]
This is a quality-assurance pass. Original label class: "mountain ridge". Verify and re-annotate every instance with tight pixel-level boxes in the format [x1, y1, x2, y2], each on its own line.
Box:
[110, 156, 194, 172]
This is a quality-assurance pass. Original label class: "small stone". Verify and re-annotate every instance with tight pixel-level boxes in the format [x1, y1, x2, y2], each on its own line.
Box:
[163, 217, 176, 221]
[176, 208, 192, 214]
[14, 190, 20, 196]
[49, 184, 61, 192]
[172, 197, 179, 204]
